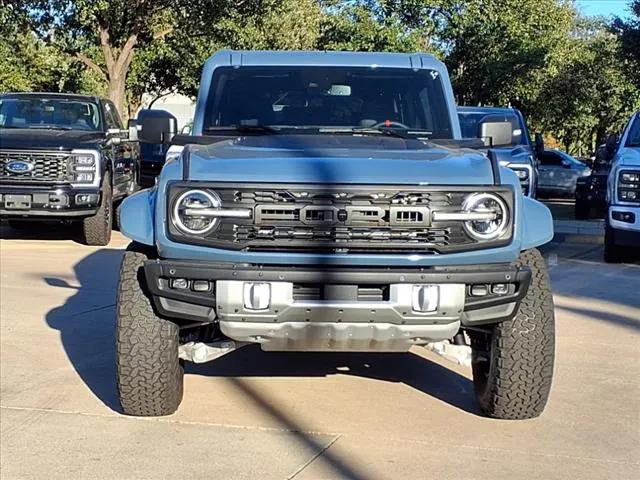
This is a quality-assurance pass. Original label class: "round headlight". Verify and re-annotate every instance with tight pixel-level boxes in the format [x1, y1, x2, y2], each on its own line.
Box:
[172, 189, 221, 235]
[462, 193, 509, 241]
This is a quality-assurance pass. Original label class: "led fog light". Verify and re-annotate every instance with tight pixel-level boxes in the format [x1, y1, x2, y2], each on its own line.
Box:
[412, 285, 439, 312]
[243, 282, 271, 310]
[171, 278, 189, 290]
[192, 280, 211, 292]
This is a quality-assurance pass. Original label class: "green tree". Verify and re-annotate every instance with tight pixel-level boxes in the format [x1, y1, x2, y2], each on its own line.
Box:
[535, 18, 640, 154]
[0, 3, 71, 92]
[15, 0, 319, 115]
[613, 0, 640, 88]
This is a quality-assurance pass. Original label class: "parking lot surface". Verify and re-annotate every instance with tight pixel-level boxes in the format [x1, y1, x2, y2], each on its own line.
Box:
[1, 225, 639, 479]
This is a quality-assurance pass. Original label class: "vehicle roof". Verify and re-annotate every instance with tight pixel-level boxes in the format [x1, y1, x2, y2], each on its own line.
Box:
[457, 106, 522, 116]
[0, 92, 103, 103]
[206, 49, 446, 71]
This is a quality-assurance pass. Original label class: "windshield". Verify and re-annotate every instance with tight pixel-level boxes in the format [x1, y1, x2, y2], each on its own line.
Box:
[203, 66, 453, 138]
[626, 115, 640, 147]
[0, 97, 102, 131]
[458, 111, 527, 147]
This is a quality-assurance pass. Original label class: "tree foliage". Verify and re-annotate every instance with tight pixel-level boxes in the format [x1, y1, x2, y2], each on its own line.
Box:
[2, 0, 638, 152]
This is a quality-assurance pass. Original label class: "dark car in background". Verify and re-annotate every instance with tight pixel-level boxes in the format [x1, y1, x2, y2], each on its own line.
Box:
[537, 148, 591, 198]
[0, 92, 139, 245]
[458, 106, 538, 197]
[575, 143, 613, 219]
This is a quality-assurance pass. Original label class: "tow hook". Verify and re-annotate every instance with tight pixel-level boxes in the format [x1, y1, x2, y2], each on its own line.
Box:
[179, 340, 248, 363]
[424, 333, 472, 367]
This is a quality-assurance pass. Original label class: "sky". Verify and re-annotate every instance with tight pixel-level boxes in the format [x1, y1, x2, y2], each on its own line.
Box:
[574, 0, 633, 18]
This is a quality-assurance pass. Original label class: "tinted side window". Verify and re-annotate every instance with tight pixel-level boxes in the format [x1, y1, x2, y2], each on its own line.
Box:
[541, 152, 563, 166]
[103, 101, 123, 130]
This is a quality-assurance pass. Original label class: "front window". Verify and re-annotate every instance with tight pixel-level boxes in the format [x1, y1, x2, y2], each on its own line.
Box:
[625, 114, 640, 147]
[204, 66, 453, 138]
[0, 97, 102, 131]
[458, 111, 527, 147]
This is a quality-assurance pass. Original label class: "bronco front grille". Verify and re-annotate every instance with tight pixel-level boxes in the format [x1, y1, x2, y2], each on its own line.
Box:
[167, 183, 514, 254]
[0, 150, 73, 183]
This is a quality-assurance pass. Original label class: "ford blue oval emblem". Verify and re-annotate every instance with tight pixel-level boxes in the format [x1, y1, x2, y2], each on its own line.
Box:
[5, 160, 35, 174]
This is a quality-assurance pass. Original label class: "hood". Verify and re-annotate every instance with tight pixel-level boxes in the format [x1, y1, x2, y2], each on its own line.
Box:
[186, 134, 495, 185]
[617, 146, 640, 167]
[0, 128, 106, 150]
[478, 145, 533, 166]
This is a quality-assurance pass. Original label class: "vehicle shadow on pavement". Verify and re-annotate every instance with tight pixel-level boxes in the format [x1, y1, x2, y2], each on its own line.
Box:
[43, 248, 124, 413]
[0, 221, 84, 243]
[188, 347, 479, 415]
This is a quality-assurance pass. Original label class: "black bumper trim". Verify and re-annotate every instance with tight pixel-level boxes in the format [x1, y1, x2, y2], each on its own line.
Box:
[0, 184, 100, 217]
[144, 260, 531, 320]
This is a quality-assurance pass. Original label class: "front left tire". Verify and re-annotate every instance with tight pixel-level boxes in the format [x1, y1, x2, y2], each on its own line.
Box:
[468, 249, 555, 420]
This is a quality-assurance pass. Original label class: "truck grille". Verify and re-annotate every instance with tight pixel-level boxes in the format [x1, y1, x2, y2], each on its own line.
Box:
[0, 150, 72, 183]
[167, 184, 514, 254]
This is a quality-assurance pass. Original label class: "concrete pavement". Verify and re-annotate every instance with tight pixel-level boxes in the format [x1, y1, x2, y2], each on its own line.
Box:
[0, 226, 638, 479]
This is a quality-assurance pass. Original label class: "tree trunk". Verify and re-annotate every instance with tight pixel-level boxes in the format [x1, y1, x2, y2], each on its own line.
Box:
[108, 75, 127, 117]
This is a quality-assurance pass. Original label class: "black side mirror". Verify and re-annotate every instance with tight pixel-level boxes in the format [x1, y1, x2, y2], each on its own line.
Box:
[534, 133, 545, 157]
[605, 134, 618, 159]
[135, 109, 178, 144]
[479, 120, 513, 147]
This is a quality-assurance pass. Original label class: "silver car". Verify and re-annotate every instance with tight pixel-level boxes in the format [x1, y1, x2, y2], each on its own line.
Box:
[538, 149, 591, 197]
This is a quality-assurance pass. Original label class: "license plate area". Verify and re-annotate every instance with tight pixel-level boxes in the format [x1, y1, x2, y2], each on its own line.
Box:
[4, 194, 31, 209]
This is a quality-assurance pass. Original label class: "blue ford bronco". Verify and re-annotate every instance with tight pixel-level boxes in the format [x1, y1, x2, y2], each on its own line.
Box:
[117, 51, 556, 419]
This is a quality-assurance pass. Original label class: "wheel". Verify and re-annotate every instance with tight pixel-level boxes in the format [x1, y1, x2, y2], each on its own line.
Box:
[81, 172, 113, 246]
[574, 201, 590, 220]
[468, 248, 555, 420]
[116, 243, 184, 416]
[604, 224, 625, 263]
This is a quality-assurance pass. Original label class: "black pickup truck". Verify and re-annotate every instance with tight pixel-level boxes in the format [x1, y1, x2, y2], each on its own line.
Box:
[0, 92, 139, 245]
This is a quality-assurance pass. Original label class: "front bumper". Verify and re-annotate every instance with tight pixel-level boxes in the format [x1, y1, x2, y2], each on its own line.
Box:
[0, 184, 100, 218]
[608, 205, 640, 246]
[144, 260, 531, 351]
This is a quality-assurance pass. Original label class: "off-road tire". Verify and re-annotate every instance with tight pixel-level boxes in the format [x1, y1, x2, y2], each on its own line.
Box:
[116, 243, 184, 416]
[468, 248, 555, 420]
[603, 224, 625, 263]
[574, 201, 590, 220]
[81, 173, 112, 246]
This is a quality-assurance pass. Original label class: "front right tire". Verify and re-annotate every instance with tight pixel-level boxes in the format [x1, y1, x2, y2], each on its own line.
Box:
[116, 243, 184, 416]
[81, 172, 113, 246]
[468, 249, 555, 420]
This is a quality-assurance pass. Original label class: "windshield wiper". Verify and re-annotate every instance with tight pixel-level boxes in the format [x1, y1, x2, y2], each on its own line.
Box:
[204, 125, 280, 135]
[28, 125, 73, 131]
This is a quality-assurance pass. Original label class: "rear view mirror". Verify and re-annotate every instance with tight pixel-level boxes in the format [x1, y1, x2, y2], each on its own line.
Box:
[135, 109, 178, 144]
[479, 121, 513, 147]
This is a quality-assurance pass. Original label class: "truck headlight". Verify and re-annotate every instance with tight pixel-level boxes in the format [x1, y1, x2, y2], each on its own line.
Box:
[70, 150, 99, 185]
[618, 170, 640, 203]
[172, 189, 221, 234]
[462, 193, 509, 241]
[512, 168, 529, 180]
